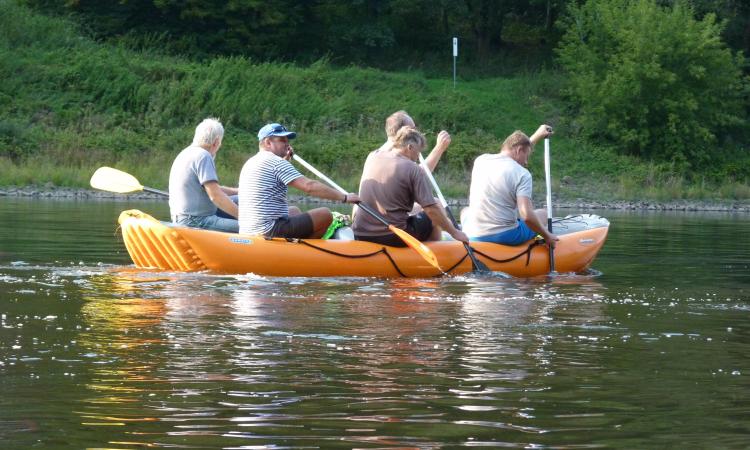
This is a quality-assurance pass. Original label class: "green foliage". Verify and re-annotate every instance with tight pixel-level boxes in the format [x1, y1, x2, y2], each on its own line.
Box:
[0, 1, 539, 181]
[20, 0, 567, 72]
[1, 0, 748, 201]
[664, 0, 750, 57]
[20, 0, 750, 75]
[556, 0, 748, 169]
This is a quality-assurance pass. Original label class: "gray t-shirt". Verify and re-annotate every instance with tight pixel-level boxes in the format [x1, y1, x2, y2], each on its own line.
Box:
[168, 145, 219, 218]
[463, 153, 533, 237]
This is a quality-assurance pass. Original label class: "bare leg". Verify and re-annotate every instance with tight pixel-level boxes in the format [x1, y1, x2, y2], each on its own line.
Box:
[307, 207, 333, 238]
[426, 223, 443, 241]
[425, 204, 450, 241]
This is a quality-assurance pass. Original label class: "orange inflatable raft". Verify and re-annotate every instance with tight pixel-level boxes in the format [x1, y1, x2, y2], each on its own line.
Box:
[117, 209, 609, 278]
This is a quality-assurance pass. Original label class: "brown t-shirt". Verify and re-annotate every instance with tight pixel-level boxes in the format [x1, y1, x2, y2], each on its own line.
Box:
[352, 151, 436, 236]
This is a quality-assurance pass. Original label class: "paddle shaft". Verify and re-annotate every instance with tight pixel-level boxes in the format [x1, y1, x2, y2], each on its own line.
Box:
[293, 153, 443, 273]
[293, 154, 392, 228]
[292, 154, 346, 194]
[418, 155, 449, 208]
[144, 186, 169, 197]
[418, 154, 489, 273]
[544, 138, 555, 272]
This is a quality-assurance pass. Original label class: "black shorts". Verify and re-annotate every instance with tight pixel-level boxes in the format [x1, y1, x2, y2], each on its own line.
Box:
[355, 212, 433, 247]
[267, 213, 314, 239]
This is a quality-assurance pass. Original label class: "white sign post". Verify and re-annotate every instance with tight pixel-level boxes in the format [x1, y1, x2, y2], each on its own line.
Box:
[452, 37, 458, 88]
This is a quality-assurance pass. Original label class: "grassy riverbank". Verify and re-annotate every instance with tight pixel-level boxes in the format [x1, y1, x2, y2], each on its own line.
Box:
[1, 1, 748, 202]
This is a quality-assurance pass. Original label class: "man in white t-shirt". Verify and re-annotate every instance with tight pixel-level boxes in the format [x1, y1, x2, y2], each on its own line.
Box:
[168, 118, 239, 232]
[462, 125, 559, 247]
[238, 123, 360, 238]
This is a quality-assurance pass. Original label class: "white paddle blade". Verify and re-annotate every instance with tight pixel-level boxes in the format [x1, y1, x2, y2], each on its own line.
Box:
[90, 167, 144, 194]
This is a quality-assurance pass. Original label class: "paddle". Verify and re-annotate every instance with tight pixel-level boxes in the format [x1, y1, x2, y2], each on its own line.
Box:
[90, 166, 169, 197]
[544, 137, 555, 273]
[292, 154, 443, 274]
[418, 154, 490, 274]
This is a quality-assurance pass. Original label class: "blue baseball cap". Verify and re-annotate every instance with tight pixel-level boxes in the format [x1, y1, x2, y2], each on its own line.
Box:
[257, 123, 297, 141]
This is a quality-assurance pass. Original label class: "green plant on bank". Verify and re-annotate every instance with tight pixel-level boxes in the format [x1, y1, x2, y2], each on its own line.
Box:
[557, 0, 748, 171]
[0, 0, 748, 202]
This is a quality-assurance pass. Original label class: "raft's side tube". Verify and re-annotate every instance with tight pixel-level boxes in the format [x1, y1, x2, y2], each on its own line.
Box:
[118, 210, 206, 271]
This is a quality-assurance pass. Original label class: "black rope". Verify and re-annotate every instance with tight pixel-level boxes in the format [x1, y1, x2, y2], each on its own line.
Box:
[299, 239, 481, 277]
[295, 239, 475, 277]
[443, 253, 469, 273]
[297, 240, 388, 259]
[472, 240, 542, 267]
[297, 240, 408, 277]
[380, 248, 408, 277]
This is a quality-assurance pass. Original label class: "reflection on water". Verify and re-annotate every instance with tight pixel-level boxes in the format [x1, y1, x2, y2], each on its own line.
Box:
[1, 198, 749, 448]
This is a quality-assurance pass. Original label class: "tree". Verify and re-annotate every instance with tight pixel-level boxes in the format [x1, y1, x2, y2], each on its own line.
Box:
[22, 0, 576, 68]
[660, 0, 750, 56]
[556, 0, 747, 168]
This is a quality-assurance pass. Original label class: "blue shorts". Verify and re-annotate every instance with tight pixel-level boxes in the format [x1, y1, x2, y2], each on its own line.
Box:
[469, 219, 537, 246]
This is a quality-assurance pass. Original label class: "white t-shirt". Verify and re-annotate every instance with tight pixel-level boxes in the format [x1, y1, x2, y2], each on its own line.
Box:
[462, 153, 532, 237]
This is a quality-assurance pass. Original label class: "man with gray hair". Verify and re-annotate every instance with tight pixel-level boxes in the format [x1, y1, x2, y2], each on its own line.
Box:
[352, 126, 468, 246]
[168, 117, 239, 232]
[353, 110, 451, 222]
[371, 110, 451, 171]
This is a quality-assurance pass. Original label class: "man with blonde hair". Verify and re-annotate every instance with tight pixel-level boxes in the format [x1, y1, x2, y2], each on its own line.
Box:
[462, 125, 558, 247]
[168, 117, 239, 232]
[353, 127, 468, 247]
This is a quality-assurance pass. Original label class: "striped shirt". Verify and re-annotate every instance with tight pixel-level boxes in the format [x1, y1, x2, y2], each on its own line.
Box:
[239, 150, 303, 235]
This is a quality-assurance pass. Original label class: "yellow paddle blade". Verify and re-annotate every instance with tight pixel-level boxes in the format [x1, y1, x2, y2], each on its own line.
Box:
[90, 167, 145, 194]
[388, 225, 442, 273]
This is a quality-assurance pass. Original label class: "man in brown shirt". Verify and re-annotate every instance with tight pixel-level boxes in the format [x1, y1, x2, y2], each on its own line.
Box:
[352, 127, 469, 247]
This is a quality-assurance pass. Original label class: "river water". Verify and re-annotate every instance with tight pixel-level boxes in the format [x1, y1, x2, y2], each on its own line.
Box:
[0, 197, 748, 449]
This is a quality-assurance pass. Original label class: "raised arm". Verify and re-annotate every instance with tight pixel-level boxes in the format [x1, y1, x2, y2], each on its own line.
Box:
[423, 130, 451, 173]
[529, 124, 553, 146]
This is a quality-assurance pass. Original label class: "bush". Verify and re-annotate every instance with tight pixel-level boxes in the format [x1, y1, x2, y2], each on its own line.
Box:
[556, 0, 747, 169]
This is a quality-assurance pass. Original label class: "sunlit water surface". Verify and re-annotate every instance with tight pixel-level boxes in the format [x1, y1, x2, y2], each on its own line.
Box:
[1, 198, 748, 449]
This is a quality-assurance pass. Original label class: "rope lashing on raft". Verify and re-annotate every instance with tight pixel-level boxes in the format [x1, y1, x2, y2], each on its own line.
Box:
[275, 229, 543, 276]
[296, 239, 409, 277]
[295, 239, 512, 277]
[472, 240, 543, 267]
[295, 240, 471, 277]
[291, 238, 541, 276]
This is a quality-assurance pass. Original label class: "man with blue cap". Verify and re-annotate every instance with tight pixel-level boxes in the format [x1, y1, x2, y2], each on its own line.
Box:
[238, 123, 360, 238]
